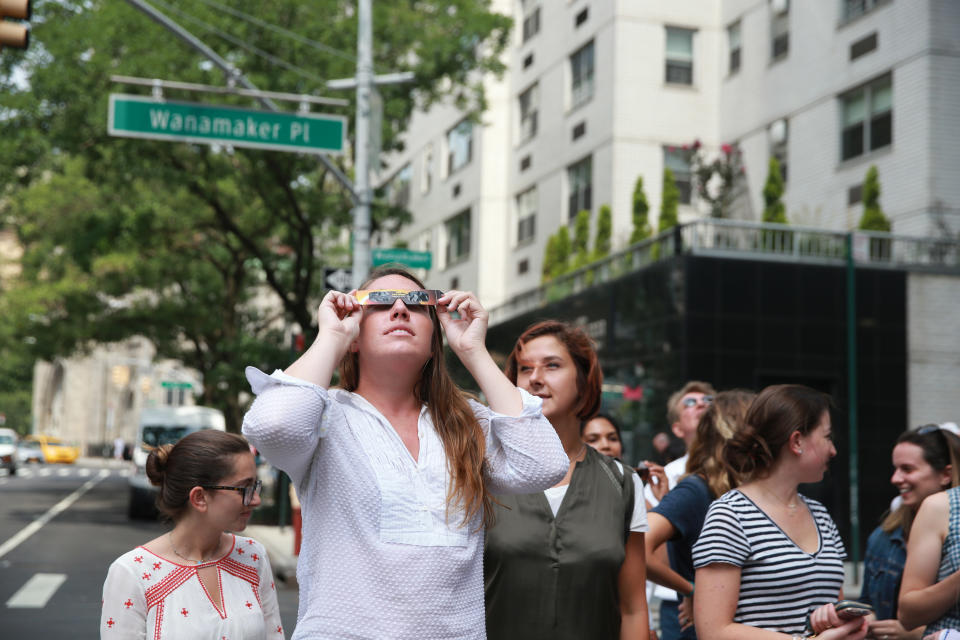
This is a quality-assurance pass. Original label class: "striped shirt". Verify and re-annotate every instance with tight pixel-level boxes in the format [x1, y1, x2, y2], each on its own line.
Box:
[692, 489, 846, 634]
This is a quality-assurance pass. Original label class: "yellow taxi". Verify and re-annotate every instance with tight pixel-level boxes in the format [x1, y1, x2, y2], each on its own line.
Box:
[26, 435, 80, 464]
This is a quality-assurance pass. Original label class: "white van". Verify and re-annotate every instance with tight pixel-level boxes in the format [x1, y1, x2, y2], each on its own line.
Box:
[128, 406, 226, 519]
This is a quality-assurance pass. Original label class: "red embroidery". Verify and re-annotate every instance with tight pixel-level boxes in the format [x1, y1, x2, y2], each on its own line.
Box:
[271, 581, 275, 590]
[245, 601, 253, 609]
[251, 553, 259, 561]
[276, 625, 283, 633]
[237, 548, 244, 555]
[247, 539, 254, 544]
[134, 556, 143, 563]
[181, 608, 189, 617]
[106, 618, 115, 628]
[142, 572, 151, 580]
[124, 599, 133, 608]
[153, 562, 162, 570]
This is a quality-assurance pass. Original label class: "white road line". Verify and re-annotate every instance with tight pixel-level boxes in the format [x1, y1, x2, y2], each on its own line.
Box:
[0, 469, 110, 561]
[56, 468, 69, 477]
[38, 468, 51, 477]
[78, 468, 92, 477]
[6, 573, 68, 608]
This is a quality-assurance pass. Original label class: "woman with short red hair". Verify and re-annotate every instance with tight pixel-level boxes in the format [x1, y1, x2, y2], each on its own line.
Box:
[484, 320, 650, 640]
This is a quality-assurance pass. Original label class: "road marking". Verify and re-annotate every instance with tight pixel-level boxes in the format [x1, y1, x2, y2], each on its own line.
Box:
[38, 468, 51, 477]
[6, 573, 67, 608]
[78, 468, 92, 477]
[0, 469, 110, 561]
[56, 468, 69, 477]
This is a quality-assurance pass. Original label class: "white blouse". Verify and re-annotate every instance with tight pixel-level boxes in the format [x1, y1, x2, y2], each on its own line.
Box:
[241, 367, 568, 640]
[100, 534, 283, 639]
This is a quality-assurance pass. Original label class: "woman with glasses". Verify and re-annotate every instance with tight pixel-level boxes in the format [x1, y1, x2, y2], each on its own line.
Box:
[484, 320, 650, 640]
[897, 426, 960, 637]
[857, 425, 960, 640]
[692, 384, 868, 640]
[100, 430, 279, 639]
[242, 267, 567, 640]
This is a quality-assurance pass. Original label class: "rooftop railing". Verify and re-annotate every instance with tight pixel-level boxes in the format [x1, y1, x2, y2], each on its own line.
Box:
[488, 219, 960, 326]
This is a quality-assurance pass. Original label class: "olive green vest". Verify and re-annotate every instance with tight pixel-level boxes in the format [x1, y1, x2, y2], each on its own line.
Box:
[484, 446, 635, 640]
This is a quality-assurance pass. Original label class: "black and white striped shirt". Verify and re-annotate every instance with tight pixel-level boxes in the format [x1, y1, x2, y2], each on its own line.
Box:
[692, 489, 846, 634]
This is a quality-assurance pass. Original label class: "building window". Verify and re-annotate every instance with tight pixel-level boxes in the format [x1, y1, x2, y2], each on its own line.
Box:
[387, 164, 412, 208]
[421, 144, 433, 194]
[665, 27, 695, 85]
[575, 8, 588, 28]
[567, 156, 592, 221]
[841, 74, 892, 161]
[519, 83, 539, 143]
[518, 258, 529, 275]
[850, 32, 878, 60]
[664, 147, 692, 205]
[446, 120, 473, 176]
[771, 0, 790, 61]
[444, 208, 471, 266]
[521, 1, 541, 43]
[516, 187, 537, 246]
[843, 0, 888, 22]
[728, 21, 742, 74]
[769, 119, 789, 183]
[570, 41, 595, 109]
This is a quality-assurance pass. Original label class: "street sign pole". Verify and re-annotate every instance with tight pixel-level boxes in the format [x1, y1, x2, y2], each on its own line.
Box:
[352, 0, 373, 289]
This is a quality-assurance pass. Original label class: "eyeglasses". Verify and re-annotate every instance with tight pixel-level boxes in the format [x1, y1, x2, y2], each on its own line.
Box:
[681, 395, 714, 408]
[356, 289, 441, 306]
[203, 479, 262, 506]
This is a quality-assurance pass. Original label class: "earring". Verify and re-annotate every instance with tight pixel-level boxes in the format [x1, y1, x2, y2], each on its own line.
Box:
[798, 448, 804, 454]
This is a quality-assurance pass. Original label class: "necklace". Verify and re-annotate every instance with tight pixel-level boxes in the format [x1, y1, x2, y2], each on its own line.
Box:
[567, 442, 587, 461]
[168, 532, 218, 565]
[757, 485, 801, 510]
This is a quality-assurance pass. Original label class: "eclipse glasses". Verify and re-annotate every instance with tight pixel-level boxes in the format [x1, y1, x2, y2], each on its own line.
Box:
[356, 289, 442, 306]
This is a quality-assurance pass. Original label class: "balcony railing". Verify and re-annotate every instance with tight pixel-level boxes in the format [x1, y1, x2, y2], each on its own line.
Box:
[488, 219, 960, 326]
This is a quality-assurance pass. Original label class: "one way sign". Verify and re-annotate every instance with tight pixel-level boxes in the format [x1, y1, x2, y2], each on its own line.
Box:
[324, 267, 353, 292]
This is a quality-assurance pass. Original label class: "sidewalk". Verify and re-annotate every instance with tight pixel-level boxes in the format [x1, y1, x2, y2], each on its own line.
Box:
[246, 524, 298, 587]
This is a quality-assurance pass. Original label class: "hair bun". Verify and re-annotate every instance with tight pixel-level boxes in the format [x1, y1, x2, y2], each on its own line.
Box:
[145, 444, 174, 487]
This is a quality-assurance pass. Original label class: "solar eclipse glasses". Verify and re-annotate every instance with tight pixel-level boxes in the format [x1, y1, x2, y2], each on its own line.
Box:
[356, 289, 442, 306]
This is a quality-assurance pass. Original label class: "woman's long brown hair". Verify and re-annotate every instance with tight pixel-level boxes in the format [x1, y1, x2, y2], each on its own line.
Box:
[337, 266, 492, 528]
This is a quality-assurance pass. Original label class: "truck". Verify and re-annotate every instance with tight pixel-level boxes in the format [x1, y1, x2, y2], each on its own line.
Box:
[128, 405, 226, 519]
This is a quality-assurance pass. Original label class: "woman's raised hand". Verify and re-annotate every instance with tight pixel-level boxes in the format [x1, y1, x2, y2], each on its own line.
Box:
[437, 290, 488, 361]
[317, 290, 362, 347]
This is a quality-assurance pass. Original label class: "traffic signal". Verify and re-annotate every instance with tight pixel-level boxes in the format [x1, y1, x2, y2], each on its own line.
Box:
[0, 0, 30, 51]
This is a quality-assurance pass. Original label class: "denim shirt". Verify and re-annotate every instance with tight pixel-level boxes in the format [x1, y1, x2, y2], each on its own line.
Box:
[860, 524, 906, 621]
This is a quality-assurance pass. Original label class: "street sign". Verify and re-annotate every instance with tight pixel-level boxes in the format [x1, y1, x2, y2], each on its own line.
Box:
[160, 381, 193, 389]
[371, 248, 432, 270]
[108, 94, 347, 155]
[324, 267, 353, 292]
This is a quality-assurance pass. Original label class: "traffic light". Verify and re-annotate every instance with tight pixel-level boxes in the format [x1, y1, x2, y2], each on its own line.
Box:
[0, 0, 30, 51]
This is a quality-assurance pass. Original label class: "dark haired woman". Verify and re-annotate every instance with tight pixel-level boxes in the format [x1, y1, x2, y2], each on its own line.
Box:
[242, 268, 567, 640]
[859, 426, 960, 640]
[645, 390, 755, 640]
[485, 320, 650, 640]
[692, 384, 867, 640]
[100, 430, 280, 638]
[583, 412, 625, 460]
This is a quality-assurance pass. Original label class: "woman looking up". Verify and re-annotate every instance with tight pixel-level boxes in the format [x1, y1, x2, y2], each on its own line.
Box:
[100, 430, 279, 638]
[582, 412, 625, 460]
[485, 320, 650, 640]
[242, 267, 568, 640]
[860, 426, 960, 640]
[692, 384, 868, 640]
[645, 389, 755, 640]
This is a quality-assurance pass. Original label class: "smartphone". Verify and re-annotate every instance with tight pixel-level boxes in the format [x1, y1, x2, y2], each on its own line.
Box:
[835, 600, 874, 620]
[635, 462, 651, 483]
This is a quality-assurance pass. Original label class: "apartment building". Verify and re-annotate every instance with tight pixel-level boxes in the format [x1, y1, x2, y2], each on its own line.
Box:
[380, 0, 960, 308]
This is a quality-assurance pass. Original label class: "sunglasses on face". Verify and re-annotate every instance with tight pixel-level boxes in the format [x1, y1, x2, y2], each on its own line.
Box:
[355, 289, 442, 306]
[681, 395, 714, 408]
[203, 479, 262, 506]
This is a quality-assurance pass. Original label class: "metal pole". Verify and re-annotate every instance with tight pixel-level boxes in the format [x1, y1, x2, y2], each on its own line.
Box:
[846, 232, 861, 583]
[351, 0, 373, 288]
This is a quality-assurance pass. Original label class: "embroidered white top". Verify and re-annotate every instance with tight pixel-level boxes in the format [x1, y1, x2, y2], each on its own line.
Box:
[100, 534, 283, 639]
[241, 367, 568, 640]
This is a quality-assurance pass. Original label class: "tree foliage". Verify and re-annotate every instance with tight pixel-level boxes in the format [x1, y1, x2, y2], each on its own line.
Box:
[553, 226, 571, 279]
[858, 165, 891, 232]
[762, 157, 788, 224]
[593, 204, 612, 259]
[659, 169, 679, 232]
[630, 177, 652, 244]
[571, 210, 590, 270]
[0, 0, 512, 430]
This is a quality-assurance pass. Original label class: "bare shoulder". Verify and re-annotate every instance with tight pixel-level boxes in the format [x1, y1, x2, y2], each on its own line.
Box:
[915, 491, 951, 539]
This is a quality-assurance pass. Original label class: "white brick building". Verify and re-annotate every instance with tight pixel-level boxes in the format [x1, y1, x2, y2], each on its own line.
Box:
[380, 0, 960, 309]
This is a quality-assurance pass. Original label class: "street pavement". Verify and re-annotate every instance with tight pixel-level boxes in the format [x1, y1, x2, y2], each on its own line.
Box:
[0, 458, 299, 637]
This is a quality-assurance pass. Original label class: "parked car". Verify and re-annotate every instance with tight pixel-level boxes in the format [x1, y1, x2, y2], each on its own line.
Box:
[25, 435, 80, 464]
[128, 406, 226, 519]
[0, 428, 18, 475]
[17, 438, 45, 464]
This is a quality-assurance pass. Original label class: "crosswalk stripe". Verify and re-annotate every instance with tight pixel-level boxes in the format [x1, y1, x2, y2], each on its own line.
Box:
[78, 468, 92, 477]
[6, 573, 68, 608]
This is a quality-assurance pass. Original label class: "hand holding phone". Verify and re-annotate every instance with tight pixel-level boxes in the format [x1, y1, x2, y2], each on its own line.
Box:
[835, 599, 874, 621]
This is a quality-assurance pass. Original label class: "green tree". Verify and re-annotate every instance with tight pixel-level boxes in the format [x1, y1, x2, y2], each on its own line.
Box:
[593, 204, 612, 259]
[0, 0, 512, 430]
[858, 165, 891, 231]
[541, 233, 559, 282]
[572, 210, 590, 269]
[762, 157, 788, 224]
[659, 169, 679, 232]
[629, 177, 652, 244]
[553, 226, 572, 278]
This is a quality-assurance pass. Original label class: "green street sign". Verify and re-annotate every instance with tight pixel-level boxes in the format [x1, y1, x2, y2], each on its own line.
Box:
[372, 248, 432, 270]
[160, 381, 193, 389]
[108, 94, 346, 155]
